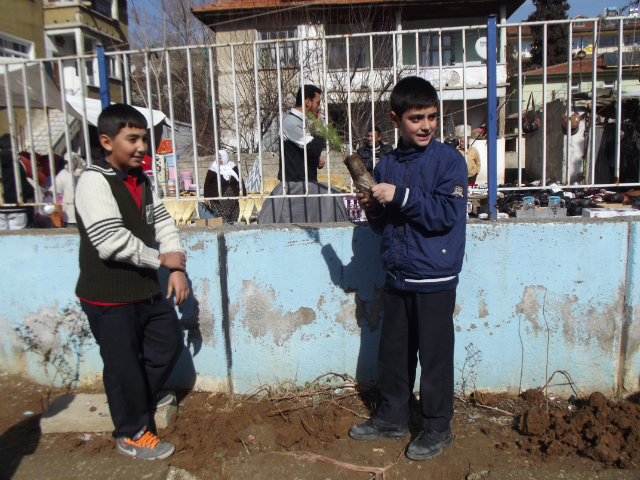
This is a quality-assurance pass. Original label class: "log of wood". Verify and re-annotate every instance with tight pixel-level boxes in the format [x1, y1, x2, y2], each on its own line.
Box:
[343, 154, 376, 203]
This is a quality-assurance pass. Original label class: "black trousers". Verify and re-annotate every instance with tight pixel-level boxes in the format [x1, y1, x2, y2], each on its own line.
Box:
[81, 297, 184, 438]
[376, 287, 456, 433]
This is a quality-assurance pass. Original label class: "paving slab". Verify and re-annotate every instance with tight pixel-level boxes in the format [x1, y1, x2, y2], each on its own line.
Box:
[40, 393, 176, 434]
[11, 454, 171, 480]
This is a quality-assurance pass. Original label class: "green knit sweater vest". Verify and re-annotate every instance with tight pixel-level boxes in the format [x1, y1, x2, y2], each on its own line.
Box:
[76, 164, 161, 303]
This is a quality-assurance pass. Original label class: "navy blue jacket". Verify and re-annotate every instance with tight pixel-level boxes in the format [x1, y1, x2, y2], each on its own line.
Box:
[366, 138, 468, 292]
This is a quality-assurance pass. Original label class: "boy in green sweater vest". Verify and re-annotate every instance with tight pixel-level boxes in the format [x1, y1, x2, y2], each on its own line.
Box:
[75, 104, 188, 460]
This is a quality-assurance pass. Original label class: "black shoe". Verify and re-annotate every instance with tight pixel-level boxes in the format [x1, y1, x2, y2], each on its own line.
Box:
[406, 428, 453, 461]
[349, 416, 409, 441]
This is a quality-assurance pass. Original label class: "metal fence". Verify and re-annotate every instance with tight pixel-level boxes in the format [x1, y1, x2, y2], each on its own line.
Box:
[1, 15, 638, 220]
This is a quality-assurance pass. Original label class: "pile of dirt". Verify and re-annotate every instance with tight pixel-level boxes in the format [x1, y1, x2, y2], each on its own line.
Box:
[516, 392, 640, 468]
[158, 391, 366, 473]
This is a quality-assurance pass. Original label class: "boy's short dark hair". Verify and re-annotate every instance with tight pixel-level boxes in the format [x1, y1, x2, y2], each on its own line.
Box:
[295, 84, 322, 107]
[368, 125, 382, 135]
[390, 77, 439, 120]
[97, 104, 148, 139]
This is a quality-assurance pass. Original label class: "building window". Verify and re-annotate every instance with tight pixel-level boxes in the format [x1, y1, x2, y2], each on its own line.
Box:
[258, 30, 297, 69]
[372, 36, 393, 68]
[108, 55, 120, 79]
[94, 0, 112, 17]
[572, 37, 589, 50]
[571, 81, 580, 91]
[599, 35, 618, 47]
[0, 34, 33, 60]
[625, 34, 640, 46]
[328, 40, 365, 70]
[603, 79, 616, 89]
[419, 34, 454, 66]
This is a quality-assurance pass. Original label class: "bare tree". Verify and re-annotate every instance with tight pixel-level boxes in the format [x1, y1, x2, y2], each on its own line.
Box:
[126, 0, 412, 156]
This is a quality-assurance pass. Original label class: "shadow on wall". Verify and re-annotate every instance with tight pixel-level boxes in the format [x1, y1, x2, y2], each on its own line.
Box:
[305, 226, 386, 383]
[158, 269, 198, 391]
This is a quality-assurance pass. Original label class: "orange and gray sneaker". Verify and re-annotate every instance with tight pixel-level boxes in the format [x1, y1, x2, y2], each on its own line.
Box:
[116, 427, 175, 460]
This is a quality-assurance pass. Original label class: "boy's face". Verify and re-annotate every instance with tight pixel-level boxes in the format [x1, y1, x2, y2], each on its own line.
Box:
[100, 125, 149, 172]
[391, 106, 438, 149]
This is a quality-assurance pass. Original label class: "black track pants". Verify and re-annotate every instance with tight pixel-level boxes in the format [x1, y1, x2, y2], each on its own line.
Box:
[376, 287, 456, 433]
[81, 297, 184, 438]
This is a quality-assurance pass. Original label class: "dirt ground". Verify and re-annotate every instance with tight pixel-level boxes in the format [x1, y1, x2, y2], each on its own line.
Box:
[1, 373, 640, 480]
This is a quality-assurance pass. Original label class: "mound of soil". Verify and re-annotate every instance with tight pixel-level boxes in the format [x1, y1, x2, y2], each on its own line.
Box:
[520, 388, 546, 406]
[158, 391, 365, 473]
[517, 392, 640, 468]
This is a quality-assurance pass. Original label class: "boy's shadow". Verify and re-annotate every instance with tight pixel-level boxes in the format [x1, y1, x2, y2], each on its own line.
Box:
[158, 269, 201, 391]
[0, 413, 42, 480]
[304, 226, 385, 383]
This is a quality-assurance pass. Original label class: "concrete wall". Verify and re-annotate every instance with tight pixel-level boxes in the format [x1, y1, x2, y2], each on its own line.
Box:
[1, 218, 640, 397]
[179, 152, 352, 188]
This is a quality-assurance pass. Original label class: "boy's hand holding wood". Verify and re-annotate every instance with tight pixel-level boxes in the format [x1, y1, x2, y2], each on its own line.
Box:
[371, 183, 396, 204]
[159, 252, 186, 271]
[356, 183, 396, 211]
[167, 271, 189, 305]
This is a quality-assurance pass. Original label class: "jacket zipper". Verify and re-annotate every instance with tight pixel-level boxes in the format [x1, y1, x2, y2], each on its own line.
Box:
[394, 161, 410, 272]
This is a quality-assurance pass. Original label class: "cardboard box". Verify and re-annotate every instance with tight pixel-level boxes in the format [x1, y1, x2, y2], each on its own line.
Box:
[582, 208, 640, 218]
[194, 217, 223, 227]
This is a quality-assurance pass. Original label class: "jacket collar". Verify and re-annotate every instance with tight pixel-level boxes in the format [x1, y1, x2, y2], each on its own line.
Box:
[395, 137, 433, 163]
[99, 157, 143, 180]
[289, 108, 304, 120]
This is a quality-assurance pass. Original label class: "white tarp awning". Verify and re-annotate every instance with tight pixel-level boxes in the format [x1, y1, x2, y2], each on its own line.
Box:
[0, 63, 81, 118]
[622, 89, 640, 98]
[65, 95, 171, 128]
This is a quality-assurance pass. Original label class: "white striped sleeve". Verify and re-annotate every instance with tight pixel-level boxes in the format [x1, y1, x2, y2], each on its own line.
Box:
[149, 186, 185, 255]
[74, 170, 161, 269]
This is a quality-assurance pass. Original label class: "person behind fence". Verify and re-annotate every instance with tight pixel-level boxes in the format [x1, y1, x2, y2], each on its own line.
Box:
[277, 84, 326, 183]
[351, 77, 467, 461]
[357, 125, 394, 173]
[0, 134, 34, 230]
[203, 150, 243, 224]
[457, 137, 481, 185]
[55, 152, 85, 228]
[74, 104, 189, 460]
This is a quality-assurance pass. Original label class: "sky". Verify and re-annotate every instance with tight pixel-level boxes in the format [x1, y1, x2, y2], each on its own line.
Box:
[511, 0, 636, 22]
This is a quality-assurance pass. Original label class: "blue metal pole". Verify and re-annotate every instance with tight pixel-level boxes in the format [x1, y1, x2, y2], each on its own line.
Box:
[96, 45, 111, 109]
[486, 15, 497, 220]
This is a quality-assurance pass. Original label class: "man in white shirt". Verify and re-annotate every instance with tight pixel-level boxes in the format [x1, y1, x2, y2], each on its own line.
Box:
[277, 85, 326, 183]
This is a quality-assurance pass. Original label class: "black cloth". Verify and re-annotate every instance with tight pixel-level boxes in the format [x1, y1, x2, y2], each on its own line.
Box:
[81, 297, 183, 438]
[277, 136, 326, 183]
[376, 286, 456, 433]
[203, 167, 243, 224]
[203, 167, 243, 198]
[75, 163, 161, 303]
[0, 149, 34, 213]
[258, 181, 348, 224]
[357, 142, 394, 172]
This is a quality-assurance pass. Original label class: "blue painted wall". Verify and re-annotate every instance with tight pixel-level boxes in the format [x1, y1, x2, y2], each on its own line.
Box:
[1, 219, 638, 396]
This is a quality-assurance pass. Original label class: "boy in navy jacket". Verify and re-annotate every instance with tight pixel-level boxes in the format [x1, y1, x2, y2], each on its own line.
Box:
[350, 77, 467, 461]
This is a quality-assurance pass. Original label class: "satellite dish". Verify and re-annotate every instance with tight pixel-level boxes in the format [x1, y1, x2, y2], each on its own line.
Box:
[576, 50, 587, 59]
[475, 37, 487, 60]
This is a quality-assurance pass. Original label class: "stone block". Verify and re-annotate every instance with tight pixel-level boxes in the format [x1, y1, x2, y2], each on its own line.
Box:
[515, 207, 566, 218]
[154, 403, 177, 430]
[40, 392, 176, 434]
